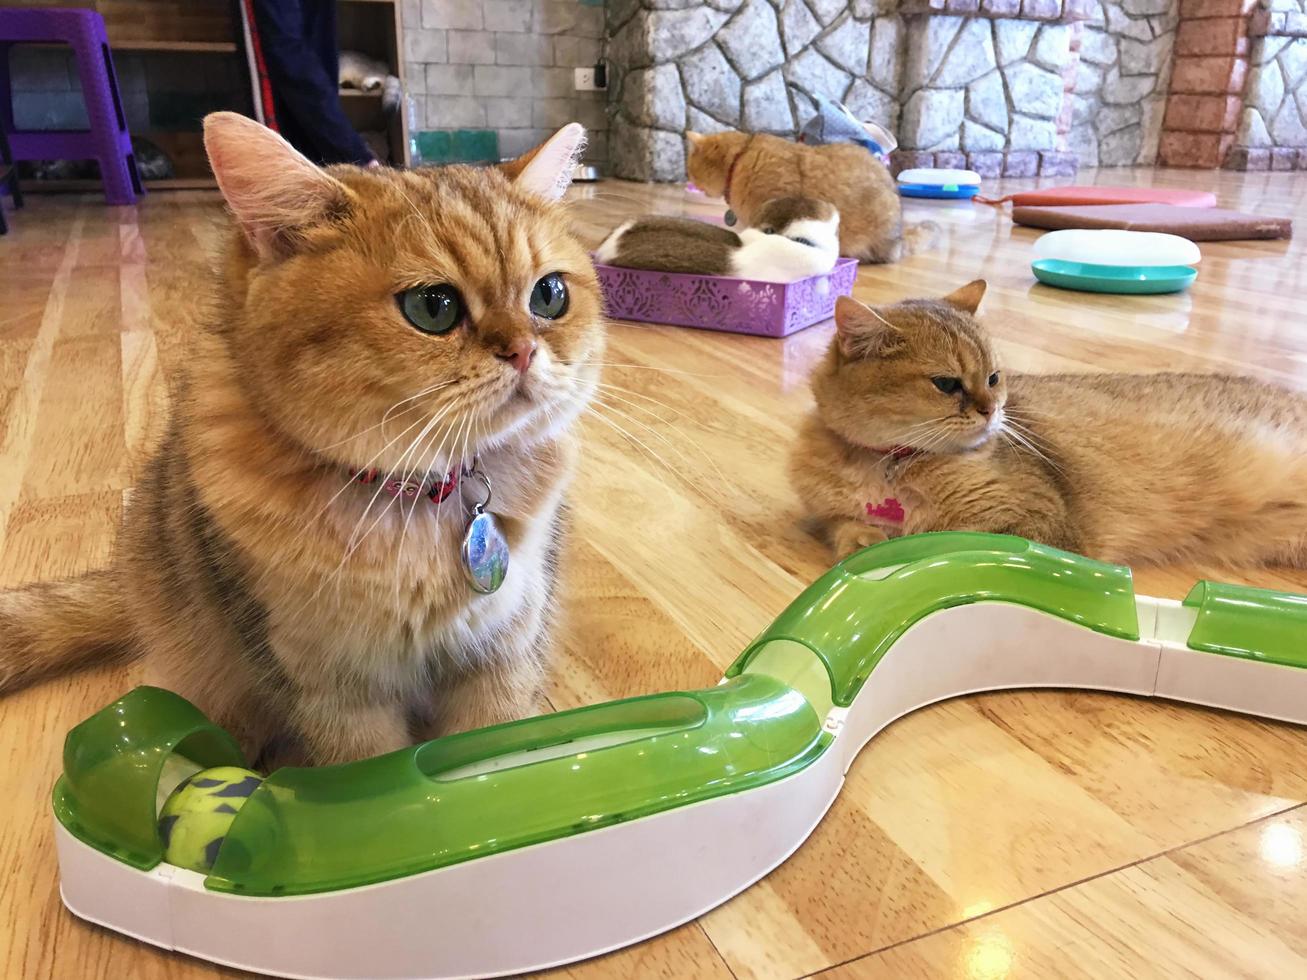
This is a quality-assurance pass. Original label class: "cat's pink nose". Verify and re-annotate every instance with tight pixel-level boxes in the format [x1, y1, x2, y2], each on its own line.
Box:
[497, 337, 537, 375]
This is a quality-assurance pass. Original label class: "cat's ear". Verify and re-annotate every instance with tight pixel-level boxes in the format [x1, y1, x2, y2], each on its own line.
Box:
[834, 296, 902, 359]
[511, 122, 586, 202]
[942, 279, 987, 315]
[686, 131, 705, 148]
[203, 112, 352, 258]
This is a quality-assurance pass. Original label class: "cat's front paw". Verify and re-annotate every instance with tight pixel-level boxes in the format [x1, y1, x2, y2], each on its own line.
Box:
[832, 521, 888, 558]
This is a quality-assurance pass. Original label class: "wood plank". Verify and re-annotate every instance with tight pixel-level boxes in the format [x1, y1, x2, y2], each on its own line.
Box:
[3, 169, 1307, 979]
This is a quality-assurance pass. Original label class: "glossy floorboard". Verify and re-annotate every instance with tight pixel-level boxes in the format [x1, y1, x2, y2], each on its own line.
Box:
[3, 167, 1307, 980]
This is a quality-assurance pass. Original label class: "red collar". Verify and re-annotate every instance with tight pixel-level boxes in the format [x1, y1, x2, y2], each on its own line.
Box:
[722, 135, 756, 207]
[723, 152, 743, 206]
[349, 465, 460, 503]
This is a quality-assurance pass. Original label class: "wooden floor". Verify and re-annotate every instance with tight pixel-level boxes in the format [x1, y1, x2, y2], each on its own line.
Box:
[4, 167, 1307, 979]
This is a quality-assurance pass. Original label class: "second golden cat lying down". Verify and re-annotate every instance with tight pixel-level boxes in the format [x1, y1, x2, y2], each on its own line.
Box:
[792, 282, 1307, 567]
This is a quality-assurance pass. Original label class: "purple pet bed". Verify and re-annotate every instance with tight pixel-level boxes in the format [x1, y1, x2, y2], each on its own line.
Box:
[594, 257, 858, 339]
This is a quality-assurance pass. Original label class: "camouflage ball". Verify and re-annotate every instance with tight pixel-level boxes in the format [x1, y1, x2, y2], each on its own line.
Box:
[158, 766, 263, 873]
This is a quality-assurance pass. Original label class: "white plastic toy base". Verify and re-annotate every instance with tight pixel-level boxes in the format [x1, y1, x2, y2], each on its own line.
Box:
[896, 167, 982, 187]
[1032, 228, 1202, 267]
[57, 598, 1307, 980]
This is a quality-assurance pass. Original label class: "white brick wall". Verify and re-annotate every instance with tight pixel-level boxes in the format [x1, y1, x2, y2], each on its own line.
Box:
[408, 0, 609, 162]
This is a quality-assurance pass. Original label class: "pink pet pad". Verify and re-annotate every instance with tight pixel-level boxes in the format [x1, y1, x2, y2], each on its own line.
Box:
[978, 185, 1218, 208]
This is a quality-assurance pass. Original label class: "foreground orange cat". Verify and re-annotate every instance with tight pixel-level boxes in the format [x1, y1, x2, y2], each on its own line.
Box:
[0, 114, 604, 765]
[793, 282, 1307, 565]
[685, 130, 936, 263]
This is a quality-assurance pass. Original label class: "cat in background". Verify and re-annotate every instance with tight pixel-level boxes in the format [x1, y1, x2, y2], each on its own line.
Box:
[596, 197, 840, 282]
[685, 130, 938, 264]
[0, 115, 604, 767]
[791, 281, 1307, 565]
[340, 50, 402, 113]
[26, 135, 173, 181]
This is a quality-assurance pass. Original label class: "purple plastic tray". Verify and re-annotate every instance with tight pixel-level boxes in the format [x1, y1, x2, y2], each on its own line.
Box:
[594, 256, 859, 338]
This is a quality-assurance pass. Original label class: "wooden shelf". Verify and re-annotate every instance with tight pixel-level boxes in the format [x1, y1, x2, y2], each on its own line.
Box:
[339, 89, 383, 99]
[21, 176, 217, 193]
[113, 39, 237, 53]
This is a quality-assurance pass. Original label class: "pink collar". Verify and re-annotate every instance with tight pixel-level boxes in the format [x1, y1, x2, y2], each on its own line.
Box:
[349, 465, 460, 503]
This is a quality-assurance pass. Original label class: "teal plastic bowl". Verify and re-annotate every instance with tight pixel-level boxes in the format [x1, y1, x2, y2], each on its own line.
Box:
[1031, 259, 1197, 294]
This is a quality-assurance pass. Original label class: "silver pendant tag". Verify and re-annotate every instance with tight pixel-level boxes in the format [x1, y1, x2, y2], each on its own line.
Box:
[460, 507, 509, 594]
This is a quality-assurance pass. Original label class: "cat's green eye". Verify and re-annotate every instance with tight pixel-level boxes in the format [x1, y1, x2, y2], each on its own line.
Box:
[988, 371, 1000, 387]
[529, 273, 568, 319]
[932, 376, 963, 395]
[399, 284, 463, 335]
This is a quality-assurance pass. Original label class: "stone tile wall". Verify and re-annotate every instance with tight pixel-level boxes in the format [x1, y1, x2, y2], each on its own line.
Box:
[609, 0, 1098, 180]
[608, 0, 898, 180]
[1229, 0, 1307, 167]
[404, 0, 609, 162]
[1066, 0, 1178, 167]
[891, 14, 1084, 176]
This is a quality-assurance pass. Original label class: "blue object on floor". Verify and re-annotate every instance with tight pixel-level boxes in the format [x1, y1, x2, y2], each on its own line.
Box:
[898, 183, 981, 199]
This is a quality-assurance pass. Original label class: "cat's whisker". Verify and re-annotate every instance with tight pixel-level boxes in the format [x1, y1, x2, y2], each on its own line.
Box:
[587, 380, 683, 422]
[381, 380, 457, 426]
[393, 412, 463, 601]
[1000, 420, 1066, 477]
[345, 401, 460, 555]
[397, 412, 465, 601]
[582, 405, 692, 492]
[249, 407, 444, 601]
[591, 394, 735, 496]
[317, 381, 454, 452]
[590, 361, 723, 379]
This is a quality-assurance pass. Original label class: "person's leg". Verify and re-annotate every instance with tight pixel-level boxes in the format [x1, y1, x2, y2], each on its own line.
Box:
[250, 0, 376, 166]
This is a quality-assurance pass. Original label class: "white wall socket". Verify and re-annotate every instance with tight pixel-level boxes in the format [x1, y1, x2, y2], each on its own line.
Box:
[574, 67, 604, 91]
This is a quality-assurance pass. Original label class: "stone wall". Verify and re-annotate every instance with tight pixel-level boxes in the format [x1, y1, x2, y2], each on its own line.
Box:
[608, 0, 899, 180]
[1067, 0, 1177, 167]
[404, 0, 608, 162]
[1230, 0, 1307, 168]
[609, 0, 1099, 179]
[892, 12, 1082, 176]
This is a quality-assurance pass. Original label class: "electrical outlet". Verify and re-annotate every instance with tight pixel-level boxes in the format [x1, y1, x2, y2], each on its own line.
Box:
[574, 67, 605, 91]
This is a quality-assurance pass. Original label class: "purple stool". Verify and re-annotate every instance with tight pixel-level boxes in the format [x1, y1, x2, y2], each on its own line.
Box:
[0, 7, 143, 205]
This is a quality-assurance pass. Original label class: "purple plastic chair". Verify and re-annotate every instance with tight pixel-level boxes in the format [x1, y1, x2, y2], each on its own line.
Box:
[0, 7, 142, 205]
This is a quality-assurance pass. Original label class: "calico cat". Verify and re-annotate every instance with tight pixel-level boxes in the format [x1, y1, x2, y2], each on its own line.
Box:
[339, 50, 402, 113]
[792, 282, 1307, 565]
[0, 114, 604, 766]
[685, 131, 937, 264]
[595, 197, 840, 282]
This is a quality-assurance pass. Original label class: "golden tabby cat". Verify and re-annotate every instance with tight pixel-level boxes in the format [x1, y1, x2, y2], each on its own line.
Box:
[792, 282, 1307, 565]
[685, 130, 936, 263]
[0, 114, 604, 766]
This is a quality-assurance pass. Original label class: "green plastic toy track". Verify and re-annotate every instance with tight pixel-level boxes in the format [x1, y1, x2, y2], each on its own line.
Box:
[51, 533, 1307, 897]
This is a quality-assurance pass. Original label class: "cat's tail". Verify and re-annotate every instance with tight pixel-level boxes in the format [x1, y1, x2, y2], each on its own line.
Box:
[0, 570, 137, 695]
[382, 75, 402, 114]
[900, 220, 942, 257]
